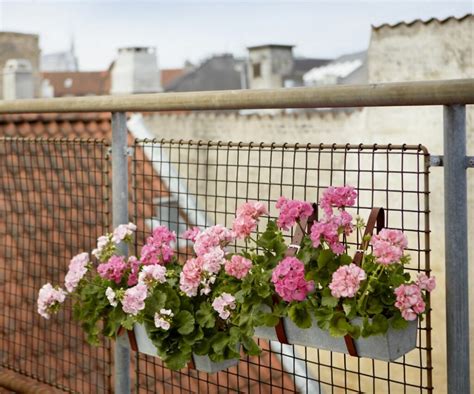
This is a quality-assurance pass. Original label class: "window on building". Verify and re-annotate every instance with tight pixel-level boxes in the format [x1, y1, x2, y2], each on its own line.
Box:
[252, 63, 261, 78]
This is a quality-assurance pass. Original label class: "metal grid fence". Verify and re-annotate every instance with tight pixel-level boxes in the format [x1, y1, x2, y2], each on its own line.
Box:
[0, 137, 112, 393]
[132, 139, 432, 393]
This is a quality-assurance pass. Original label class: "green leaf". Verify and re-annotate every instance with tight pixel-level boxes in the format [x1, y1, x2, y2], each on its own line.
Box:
[366, 298, 384, 315]
[241, 335, 261, 356]
[121, 315, 136, 331]
[261, 313, 280, 327]
[164, 349, 192, 371]
[318, 249, 334, 268]
[195, 302, 216, 329]
[391, 314, 409, 330]
[328, 313, 350, 337]
[288, 302, 312, 329]
[211, 332, 230, 354]
[175, 310, 195, 335]
[321, 294, 339, 308]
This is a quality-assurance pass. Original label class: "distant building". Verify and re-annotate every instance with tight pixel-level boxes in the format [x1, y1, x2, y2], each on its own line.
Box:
[0, 32, 40, 99]
[110, 47, 161, 95]
[3, 59, 34, 99]
[41, 71, 110, 97]
[164, 54, 243, 92]
[41, 41, 79, 72]
[247, 44, 331, 89]
[303, 51, 367, 86]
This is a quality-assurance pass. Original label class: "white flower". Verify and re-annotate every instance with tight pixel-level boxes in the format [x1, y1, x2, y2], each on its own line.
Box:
[154, 309, 174, 330]
[105, 287, 118, 307]
[112, 222, 137, 244]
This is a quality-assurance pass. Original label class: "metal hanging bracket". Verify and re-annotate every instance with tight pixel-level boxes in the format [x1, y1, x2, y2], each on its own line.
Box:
[429, 155, 474, 168]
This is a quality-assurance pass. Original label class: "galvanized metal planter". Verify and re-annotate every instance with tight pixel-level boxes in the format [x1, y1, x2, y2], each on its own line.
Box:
[255, 316, 417, 362]
[133, 324, 239, 373]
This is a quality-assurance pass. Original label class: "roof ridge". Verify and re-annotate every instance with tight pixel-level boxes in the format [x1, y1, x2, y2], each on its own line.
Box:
[372, 13, 472, 31]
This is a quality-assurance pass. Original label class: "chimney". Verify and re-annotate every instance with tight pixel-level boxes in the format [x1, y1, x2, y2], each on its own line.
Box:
[111, 47, 162, 95]
[3, 59, 35, 99]
[247, 44, 294, 89]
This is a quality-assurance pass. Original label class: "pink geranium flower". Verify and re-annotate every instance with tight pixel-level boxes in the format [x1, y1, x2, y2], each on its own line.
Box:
[416, 273, 436, 292]
[64, 252, 89, 292]
[225, 255, 252, 279]
[319, 186, 357, 216]
[181, 227, 201, 242]
[140, 225, 176, 265]
[275, 197, 313, 231]
[37, 283, 67, 319]
[271, 257, 314, 302]
[329, 263, 366, 298]
[122, 283, 148, 315]
[138, 264, 167, 286]
[212, 293, 236, 320]
[179, 257, 204, 297]
[394, 284, 425, 321]
[370, 229, 408, 265]
[97, 255, 128, 284]
[194, 225, 234, 256]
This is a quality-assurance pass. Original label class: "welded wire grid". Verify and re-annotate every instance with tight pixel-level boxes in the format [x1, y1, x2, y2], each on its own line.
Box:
[0, 138, 112, 393]
[132, 140, 432, 394]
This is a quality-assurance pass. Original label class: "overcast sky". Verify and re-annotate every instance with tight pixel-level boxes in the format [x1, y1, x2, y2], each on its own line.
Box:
[0, 1, 472, 70]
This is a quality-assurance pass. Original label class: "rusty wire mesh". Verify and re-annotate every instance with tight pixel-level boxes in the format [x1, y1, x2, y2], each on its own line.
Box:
[0, 137, 112, 393]
[132, 140, 432, 394]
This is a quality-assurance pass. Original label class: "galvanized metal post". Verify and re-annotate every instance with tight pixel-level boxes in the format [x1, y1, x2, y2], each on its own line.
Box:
[111, 111, 131, 394]
[443, 105, 470, 394]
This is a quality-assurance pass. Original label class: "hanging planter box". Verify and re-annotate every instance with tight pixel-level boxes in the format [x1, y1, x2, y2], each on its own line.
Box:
[255, 316, 417, 362]
[133, 324, 240, 373]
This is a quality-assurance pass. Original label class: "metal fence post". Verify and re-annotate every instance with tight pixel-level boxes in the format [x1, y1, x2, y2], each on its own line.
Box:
[112, 111, 131, 394]
[443, 104, 470, 394]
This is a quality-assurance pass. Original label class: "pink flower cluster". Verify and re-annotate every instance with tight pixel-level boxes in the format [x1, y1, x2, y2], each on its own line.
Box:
[370, 229, 408, 265]
[154, 309, 174, 330]
[64, 252, 89, 293]
[275, 197, 313, 231]
[180, 225, 235, 297]
[232, 201, 268, 239]
[179, 257, 204, 297]
[212, 293, 236, 320]
[138, 264, 167, 286]
[225, 255, 252, 279]
[127, 256, 141, 286]
[416, 273, 436, 292]
[122, 283, 148, 315]
[310, 217, 345, 255]
[320, 186, 357, 216]
[181, 227, 201, 242]
[271, 257, 314, 302]
[329, 263, 366, 298]
[97, 255, 128, 284]
[394, 284, 425, 321]
[193, 225, 234, 256]
[37, 283, 67, 319]
[140, 226, 176, 265]
[112, 222, 137, 244]
[310, 186, 356, 255]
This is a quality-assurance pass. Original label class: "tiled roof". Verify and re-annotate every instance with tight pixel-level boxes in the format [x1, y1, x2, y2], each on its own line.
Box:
[161, 68, 186, 89]
[41, 71, 110, 97]
[372, 13, 472, 30]
[0, 112, 165, 392]
[0, 112, 294, 392]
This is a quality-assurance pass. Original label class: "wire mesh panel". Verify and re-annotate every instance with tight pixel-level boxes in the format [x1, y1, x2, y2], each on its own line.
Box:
[132, 139, 432, 393]
[0, 137, 112, 393]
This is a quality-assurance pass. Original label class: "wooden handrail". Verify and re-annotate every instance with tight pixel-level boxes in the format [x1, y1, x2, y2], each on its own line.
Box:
[0, 79, 473, 114]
